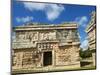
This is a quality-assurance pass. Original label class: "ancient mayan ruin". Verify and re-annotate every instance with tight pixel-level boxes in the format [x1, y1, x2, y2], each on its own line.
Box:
[12, 22, 80, 72]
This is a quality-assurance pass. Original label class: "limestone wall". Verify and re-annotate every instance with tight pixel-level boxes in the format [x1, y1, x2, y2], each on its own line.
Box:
[12, 24, 80, 70]
[55, 45, 80, 66]
[12, 49, 42, 69]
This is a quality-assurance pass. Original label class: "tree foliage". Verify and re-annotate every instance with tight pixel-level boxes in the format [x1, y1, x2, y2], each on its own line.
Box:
[79, 48, 92, 58]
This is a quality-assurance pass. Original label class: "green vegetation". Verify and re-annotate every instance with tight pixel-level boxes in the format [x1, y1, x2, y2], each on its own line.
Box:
[80, 48, 92, 58]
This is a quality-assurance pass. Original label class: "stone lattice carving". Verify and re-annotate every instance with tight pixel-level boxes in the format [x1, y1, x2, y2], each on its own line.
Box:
[58, 55, 71, 62]
[39, 32, 56, 41]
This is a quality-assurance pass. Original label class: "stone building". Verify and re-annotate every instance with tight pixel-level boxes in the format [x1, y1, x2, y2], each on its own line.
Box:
[12, 22, 80, 71]
[86, 11, 96, 66]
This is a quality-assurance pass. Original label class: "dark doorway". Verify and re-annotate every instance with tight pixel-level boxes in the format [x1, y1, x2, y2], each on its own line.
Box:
[43, 51, 52, 66]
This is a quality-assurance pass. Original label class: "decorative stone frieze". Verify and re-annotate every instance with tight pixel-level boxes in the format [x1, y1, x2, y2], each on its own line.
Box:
[12, 23, 80, 70]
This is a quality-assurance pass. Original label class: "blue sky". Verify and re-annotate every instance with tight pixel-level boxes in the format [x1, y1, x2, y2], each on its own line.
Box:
[12, 1, 96, 50]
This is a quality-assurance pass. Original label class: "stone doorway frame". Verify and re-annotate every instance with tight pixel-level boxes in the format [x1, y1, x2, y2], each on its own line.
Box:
[42, 51, 53, 66]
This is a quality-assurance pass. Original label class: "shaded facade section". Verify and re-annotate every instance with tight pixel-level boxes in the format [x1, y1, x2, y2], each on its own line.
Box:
[86, 11, 96, 66]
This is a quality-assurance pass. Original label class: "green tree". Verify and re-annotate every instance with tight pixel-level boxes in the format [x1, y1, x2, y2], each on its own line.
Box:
[80, 48, 92, 58]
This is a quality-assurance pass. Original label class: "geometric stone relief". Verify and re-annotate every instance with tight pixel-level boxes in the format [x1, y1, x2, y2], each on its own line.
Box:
[39, 32, 56, 41]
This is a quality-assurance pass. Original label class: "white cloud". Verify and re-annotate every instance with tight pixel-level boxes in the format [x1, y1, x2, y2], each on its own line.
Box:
[80, 39, 89, 51]
[16, 16, 33, 23]
[23, 2, 64, 21]
[45, 4, 64, 21]
[23, 2, 46, 11]
[75, 16, 88, 27]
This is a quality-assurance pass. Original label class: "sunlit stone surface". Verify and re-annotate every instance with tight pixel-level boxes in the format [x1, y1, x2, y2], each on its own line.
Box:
[12, 23, 80, 71]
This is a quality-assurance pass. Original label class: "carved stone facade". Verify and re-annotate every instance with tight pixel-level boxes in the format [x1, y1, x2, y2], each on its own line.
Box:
[86, 11, 96, 66]
[12, 23, 80, 71]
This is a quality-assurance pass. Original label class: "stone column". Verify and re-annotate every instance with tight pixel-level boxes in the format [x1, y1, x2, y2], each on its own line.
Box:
[52, 50, 55, 66]
[41, 52, 44, 67]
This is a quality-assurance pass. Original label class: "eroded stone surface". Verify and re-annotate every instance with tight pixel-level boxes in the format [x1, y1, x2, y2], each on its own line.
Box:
[12, 23, 80, 71]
